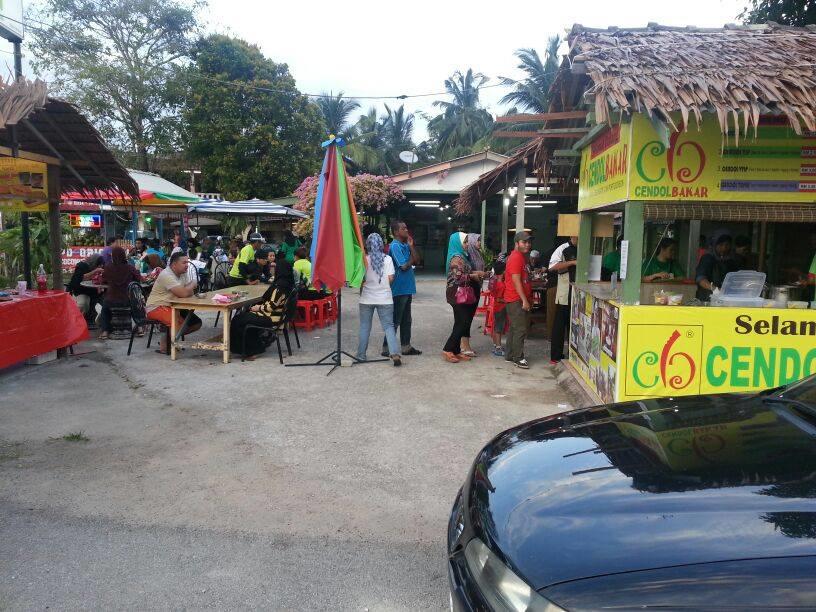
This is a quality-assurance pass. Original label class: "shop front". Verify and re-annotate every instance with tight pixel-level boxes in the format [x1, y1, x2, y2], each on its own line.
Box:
[569, 113, 816, 404]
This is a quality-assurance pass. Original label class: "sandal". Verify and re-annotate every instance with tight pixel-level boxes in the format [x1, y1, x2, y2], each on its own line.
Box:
[135, 327, 145, 337]
[98, 332, 110, 340]
[457, 353, 473, 361]
[461, 350, 477, 357]
[442, 351, 460, 363]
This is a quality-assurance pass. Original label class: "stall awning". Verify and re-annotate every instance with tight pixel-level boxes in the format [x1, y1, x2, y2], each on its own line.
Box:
[643, 202, 816, 223]
[187, 199, 308, 218]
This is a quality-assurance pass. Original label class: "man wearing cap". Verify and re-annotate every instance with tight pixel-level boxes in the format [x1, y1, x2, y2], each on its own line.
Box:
[229, 232, 265, 286]
[504, 231, 534, 369]
[549, 235, 578, 364]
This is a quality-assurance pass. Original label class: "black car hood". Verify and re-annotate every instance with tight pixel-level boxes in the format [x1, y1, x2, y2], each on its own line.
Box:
[465, 394, 816, 591]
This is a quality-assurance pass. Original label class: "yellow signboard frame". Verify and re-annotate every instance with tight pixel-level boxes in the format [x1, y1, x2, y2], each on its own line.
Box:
[0, 157, 49, 213]
[616, 304, 816, 401]
[578, 113, 816, 210]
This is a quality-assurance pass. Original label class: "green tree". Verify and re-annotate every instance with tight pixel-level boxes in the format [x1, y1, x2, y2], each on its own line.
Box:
[28, 0, 203, 171]
[346, 107, 387, 174]
[382, 104, 415, 173]
[317, 92, 360, 137]
[499, 38, 561, 113]
[741, 0, 816, 24]
[182, 35, 325, 200]
[427, 69, 494, 158]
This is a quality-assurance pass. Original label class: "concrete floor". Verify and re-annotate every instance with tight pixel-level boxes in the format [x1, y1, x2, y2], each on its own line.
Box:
[0, 279, 570, 610]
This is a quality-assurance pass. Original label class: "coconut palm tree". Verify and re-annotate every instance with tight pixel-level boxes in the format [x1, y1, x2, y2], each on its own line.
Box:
[317, 91, 360, 137]
[381, 104, 415, 173]
[428, 68, 494, 157]
[346, 107, 387, 174]
[499, 36, 561, 113]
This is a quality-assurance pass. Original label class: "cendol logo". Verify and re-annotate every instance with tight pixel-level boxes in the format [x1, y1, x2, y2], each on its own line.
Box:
[632, 329, 699, 391]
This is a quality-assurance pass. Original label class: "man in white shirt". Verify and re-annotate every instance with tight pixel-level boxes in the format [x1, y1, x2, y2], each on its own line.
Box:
[548, 236, 578, 364]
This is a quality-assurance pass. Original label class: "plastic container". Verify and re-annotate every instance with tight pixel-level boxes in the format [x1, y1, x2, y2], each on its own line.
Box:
[719, 271, 766, 298]
[710, 295, 765, 308]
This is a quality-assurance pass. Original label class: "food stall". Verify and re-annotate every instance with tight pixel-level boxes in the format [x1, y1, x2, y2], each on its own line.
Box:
[570, 111, 816, 404]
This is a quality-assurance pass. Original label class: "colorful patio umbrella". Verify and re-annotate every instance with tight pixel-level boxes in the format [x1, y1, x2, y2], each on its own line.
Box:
[310, 136, 366, 291]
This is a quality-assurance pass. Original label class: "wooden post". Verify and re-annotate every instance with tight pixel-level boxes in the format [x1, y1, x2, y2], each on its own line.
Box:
[47, 164, 63, 290]
[514, 165, 526, 233]
[576, 212, 593, 283]
[480, 200, 486, 243]
[622, 202, 644, 304]
[500, 188, 509, 253]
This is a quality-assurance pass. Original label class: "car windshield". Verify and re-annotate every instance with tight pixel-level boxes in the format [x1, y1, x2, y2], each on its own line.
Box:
[775, 374, 816, 409]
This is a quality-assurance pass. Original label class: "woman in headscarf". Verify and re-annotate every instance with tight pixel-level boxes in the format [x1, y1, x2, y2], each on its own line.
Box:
[229, 248, 293, 360]
[356, 232, 401, 366]
[460, 232, 485, 356]
[67, 253, 105, 325]
[99, 246, 144, 339]
[695, 230, 738, 301]
[442, 232, 486, 363]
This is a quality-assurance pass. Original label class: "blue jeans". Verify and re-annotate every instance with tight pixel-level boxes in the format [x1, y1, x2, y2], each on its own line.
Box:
[358, 303, 399, 360]
[383, 293, 413, 349]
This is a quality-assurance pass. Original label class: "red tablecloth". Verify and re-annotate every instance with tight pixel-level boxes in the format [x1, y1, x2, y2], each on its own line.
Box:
[0, 290, 89, 369]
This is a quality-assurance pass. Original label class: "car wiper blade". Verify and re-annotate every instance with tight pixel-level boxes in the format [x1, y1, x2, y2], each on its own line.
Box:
[763, 397, 816, 437]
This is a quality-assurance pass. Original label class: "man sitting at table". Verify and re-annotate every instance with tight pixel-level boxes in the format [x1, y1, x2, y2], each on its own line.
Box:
[228, 232, 265, 286]
[245, 246, 274, 285]
[145, 252, 202, 355]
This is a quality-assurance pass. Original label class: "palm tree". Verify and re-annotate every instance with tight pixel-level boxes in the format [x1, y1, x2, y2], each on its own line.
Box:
[317, 91, 360, 137]
[381, 104, 415, 173]
[346, 107, 387, 173]
[499, 36, 561, 113]
[428, 68, 494, 157]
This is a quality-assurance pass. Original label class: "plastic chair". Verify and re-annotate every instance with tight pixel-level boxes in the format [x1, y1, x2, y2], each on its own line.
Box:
[239, 287, 300, 363]
[126, 281, 166, 355]
[294, 299, 321, 331]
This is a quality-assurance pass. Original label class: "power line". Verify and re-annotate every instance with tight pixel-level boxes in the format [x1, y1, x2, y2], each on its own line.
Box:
[1, 12, 509, 101]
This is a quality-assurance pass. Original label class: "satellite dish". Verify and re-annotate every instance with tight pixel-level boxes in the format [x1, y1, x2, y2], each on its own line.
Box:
[399, 151, 419, 164]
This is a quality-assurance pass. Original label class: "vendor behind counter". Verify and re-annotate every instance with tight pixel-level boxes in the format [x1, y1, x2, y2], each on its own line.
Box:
[695, 231, 740, 301]
[642, 238, 685, 283]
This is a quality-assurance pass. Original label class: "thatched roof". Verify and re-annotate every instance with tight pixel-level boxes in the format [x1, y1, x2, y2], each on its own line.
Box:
[456, 23, 816, 214]
[570, 22, 816, 135]
[0, 96, 138, 200]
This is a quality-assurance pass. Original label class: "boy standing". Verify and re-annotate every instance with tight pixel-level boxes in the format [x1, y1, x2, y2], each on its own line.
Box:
[488, 257, 508, 356]
[504, 232, 533, 369]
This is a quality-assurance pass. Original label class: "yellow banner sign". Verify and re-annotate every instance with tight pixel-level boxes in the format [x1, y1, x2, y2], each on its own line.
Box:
[569, 287, 619, 404]
[0, 157, 48, 213]
[578, 113, 816, 209]
[578, 123, 630, 210]
[617, 305, 816, 401]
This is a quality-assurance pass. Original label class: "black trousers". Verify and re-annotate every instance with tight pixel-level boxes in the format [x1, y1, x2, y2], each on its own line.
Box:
[383, 294, 413, 349]
[443, 303, 476, 354]
[550, 303, 570, 361]
[230, 311, 274, 356]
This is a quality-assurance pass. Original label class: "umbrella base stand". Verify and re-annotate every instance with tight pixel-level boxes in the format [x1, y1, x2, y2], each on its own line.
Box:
[286, 289, 389, 376]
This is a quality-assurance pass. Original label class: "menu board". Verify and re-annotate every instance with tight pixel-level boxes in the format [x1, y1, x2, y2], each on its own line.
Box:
[0, 157, 49, 212]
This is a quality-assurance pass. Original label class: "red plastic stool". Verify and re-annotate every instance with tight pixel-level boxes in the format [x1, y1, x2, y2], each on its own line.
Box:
[476, 290, 493, 315]
[295, 300, 320, 331]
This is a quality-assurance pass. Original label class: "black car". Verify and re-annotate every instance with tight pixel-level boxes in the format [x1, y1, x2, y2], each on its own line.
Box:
[448, 376, 816, 611]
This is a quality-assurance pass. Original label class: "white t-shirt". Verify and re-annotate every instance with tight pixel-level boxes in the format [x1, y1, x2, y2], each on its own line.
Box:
[360, 255, 395, 305]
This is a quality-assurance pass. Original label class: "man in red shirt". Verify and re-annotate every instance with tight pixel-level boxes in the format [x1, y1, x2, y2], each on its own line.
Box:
[504, 231, 533, 369]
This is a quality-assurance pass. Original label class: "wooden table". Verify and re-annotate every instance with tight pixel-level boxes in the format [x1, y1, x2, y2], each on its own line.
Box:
[168, 284, 268, 363]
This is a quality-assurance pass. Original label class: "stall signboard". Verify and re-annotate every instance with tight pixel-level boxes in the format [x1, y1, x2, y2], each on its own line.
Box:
[578, 113, 816, 210]
[0, 157, 48, 213]
[578, 123, 631, 210]
[616, 305, 816, 401]
[61, 246, 104, 272]
[69, 213, 102, 229]
[569, 287, 619, 404]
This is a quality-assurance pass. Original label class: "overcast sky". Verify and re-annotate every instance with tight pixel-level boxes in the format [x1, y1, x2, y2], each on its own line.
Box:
[203, 0, 747, 141]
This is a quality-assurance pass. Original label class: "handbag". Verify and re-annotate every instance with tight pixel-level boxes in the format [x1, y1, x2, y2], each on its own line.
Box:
[455, 284, 477, 305]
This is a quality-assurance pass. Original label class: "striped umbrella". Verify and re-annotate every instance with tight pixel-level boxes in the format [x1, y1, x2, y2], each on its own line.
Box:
[310, 136, 366, 291]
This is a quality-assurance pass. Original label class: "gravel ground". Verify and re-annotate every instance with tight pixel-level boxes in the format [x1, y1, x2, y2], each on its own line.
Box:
[0, 279, 570, 610]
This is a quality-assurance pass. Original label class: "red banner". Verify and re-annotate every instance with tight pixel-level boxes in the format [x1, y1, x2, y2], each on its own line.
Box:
[62, 246, 104, 272]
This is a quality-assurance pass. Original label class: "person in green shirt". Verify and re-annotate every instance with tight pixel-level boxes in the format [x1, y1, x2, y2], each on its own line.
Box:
[601, 237, 622, 280]
[280, 230, 302, 264]
[642, 238, 685, 282]
[229, 232, 265, 286]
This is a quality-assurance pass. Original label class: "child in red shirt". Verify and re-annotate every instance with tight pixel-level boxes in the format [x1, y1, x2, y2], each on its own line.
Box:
[488, 259, 508, 356]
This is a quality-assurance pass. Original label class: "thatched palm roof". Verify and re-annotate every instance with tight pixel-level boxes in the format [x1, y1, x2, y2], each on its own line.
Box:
[571, 22, 816, 135]
[0, 87, 138, 200]
[456, 23, 816, 214]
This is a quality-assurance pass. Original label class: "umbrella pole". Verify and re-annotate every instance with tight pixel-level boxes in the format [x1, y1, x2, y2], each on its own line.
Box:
[286, 287, 388, 375]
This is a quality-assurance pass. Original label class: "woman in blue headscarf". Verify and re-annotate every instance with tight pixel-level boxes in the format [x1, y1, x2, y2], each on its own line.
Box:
[442, 232, 486, 363]
[357, 232, 402, 366]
